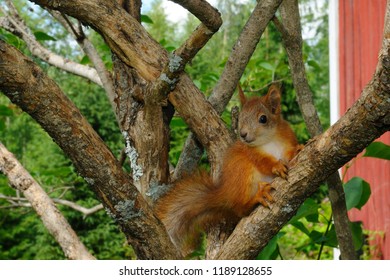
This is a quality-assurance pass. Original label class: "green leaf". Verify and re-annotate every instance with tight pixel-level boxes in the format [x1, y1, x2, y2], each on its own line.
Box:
[258, 62, 275, 71]
[324, 226, 338, 248]
[309, 227, 338, 248]
[165, 46, 176, 52]
[1, 33, 24, 48]
[350, 221, 364, 251]
[0, 120, 5, 131]
[309, 230, 325, 243]
[170, 117, 187, 128]
[291, 221, 311, 236]
[80, 55, 91, 65]
[289, 198, 319, 224]
[193, 79, 202, 89]
[141, 14, 154, 24]
[306, 213, 319, 223]
[257, 233, 284, 260]
[203, 72, 219, 83]
[363, 141, 390, 160]
[0, 105, 13, 116]
[344, 177, 371, 210]
[33, 31, 57, 41]
[307, 60, 321, 71]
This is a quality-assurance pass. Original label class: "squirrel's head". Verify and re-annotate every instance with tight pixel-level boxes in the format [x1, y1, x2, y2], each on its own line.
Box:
[238, 84, 282, 147]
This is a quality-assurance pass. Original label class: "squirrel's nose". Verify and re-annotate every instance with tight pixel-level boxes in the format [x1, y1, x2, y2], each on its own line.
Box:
[240, 129, 254, 143]
[240, 131, 248, 140]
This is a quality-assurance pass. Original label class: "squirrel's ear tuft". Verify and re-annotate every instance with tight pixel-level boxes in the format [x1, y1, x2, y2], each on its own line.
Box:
[266, 85, 281, 114]
[238, 84, 247, 106]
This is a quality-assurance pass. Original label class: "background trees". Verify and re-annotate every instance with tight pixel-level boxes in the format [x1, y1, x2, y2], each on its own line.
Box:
[0, 0, 388, 259]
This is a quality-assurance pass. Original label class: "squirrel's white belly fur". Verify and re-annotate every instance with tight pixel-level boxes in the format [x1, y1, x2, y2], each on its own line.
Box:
[261, 141, 284, 160]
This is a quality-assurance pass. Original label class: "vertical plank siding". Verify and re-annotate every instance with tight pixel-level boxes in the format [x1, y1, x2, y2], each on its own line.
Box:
[338, 0, 390, 259]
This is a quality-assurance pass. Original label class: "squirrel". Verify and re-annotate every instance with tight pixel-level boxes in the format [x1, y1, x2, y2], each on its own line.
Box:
[155, 84, 303, 255]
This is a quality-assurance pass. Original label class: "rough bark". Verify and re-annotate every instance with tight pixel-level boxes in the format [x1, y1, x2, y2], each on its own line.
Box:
[0, 142, 95, 260]
[0, 40, 181, 260]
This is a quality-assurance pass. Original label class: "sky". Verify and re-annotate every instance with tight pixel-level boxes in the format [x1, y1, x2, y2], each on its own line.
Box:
[141, 0, 242, 23]
[142, 0, 198, 23]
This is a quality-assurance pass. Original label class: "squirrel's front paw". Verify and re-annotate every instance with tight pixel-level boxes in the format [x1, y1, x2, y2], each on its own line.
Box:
[296, 144, 304, 153]
[255, 182, 274, 208]
[272, 160, 288, 179]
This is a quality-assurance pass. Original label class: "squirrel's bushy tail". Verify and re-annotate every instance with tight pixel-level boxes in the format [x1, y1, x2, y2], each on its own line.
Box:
[155, 170, 233, 255]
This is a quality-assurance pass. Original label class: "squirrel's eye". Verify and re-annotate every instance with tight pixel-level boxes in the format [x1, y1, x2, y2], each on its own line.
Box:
[259, 115, 267, 124]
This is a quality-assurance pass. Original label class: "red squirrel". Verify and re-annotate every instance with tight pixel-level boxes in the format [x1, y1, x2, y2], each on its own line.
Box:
[156, 84, 302, 255]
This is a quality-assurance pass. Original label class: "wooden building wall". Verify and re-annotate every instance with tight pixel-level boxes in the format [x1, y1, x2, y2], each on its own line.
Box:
[338, 0, 390, 259]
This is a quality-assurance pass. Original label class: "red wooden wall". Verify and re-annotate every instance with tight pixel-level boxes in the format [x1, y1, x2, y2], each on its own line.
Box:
[338, 0, 390, 259]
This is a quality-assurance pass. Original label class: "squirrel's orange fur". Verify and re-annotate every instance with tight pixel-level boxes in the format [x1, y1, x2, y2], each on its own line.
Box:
[156, 85, 302, 255]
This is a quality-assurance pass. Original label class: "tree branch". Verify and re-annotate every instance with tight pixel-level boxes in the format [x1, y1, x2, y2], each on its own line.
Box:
[276, 0, 356, 259]
[0, 142, 95, 260]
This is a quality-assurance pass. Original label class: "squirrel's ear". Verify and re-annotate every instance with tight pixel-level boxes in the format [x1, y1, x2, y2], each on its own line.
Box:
[238, 84, 247, 106]
[266, 85, 281, 114]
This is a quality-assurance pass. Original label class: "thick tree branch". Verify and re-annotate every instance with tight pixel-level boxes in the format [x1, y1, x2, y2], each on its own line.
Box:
[0, 142, 95, 260]
[0, 40, 181, 260]
[277, 0, 356, 259]
[215, 30, 390, 259]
